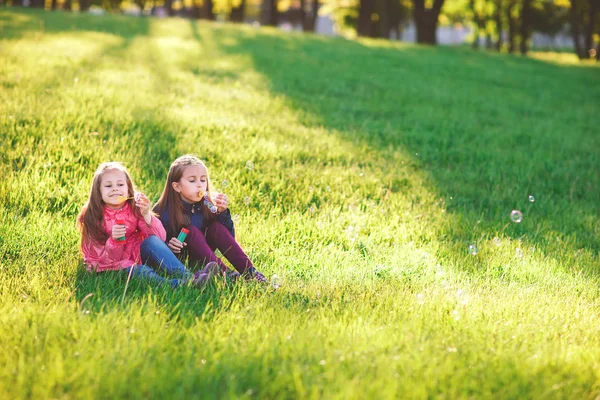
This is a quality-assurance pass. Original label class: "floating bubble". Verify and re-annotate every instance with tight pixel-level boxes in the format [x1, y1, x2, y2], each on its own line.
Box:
[528, 195, 535, 202]
[493, 237, 502, 247]
[271, 274, 282, 289]
[245, 160, 254, 170]
[510, 210, 523, 223]
[309, 205, 315, 213]
[308, 186, 314, 192]
[515, 248, 523, 258]
[232, 214, 241, 223]
[416, 293, 424, 304]
[244, 196, 251, 205]
[325, 186, 331, 192]
[221, 180, 229, 188]
[468, 244, 478, 255]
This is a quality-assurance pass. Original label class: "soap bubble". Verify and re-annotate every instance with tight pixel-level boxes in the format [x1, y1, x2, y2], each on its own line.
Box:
[515, 248, 523, 258]
[510, 210, 523, 223]
[271, 274, 282, 289]
[245, 160, 254, 170]
[528, 195, 535, 202]
[232, 214, 241, 223]
[468, 244, 478, 255]
[244, 196, 251, 205]
[221, 180, 229, 188]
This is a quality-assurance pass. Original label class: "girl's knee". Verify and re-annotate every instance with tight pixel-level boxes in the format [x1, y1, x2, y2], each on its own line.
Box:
[141, 235, 163, 249]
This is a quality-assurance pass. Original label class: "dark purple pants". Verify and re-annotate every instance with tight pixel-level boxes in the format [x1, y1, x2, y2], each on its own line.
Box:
[186, 222, 254, 274]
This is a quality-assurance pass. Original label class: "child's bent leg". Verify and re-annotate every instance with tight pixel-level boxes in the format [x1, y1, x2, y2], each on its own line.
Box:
[121, 265, 181, 289]
[140, 236, 192, 279]
[204, 222, 266, 282]
[186, 226, 229, 273]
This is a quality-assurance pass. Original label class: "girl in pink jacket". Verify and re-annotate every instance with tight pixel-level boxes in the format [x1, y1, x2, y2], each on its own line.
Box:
[77, 162, 219, 288]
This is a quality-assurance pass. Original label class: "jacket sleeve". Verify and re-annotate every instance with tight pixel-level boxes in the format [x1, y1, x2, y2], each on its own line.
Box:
[137, 215, 167, 242]
[217, 209, 235, 237]
[156, 210, 175, 242]
[81, 237, 125, 271]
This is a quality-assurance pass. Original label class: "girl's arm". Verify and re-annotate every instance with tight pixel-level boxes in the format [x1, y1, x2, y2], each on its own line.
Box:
[136, 193, 167, 241]
[81, 237, 125, 271]
[137, 215, 167, 242]
[217, 209, 235, 237]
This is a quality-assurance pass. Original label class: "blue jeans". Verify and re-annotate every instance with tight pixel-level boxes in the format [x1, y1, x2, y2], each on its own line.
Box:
[121, 236, 193, 289]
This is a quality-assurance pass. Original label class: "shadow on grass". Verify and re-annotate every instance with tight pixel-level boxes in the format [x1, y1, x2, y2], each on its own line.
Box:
[195, 24, 600, 271]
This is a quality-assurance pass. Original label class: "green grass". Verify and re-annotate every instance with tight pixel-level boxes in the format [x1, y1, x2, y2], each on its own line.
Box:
[1, 7, 600, 399]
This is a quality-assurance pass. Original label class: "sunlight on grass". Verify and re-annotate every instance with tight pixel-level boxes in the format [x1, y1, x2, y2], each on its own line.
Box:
[1, 8, 600, 399]
[529, 50, 599, 66]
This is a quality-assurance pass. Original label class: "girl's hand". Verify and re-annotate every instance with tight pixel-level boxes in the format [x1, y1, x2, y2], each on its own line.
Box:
[214, 193, 229, 213]
[135, 192, 153, 225]
[135, 192, 151, 216]
[167, 237, 186, 254]
[111, 223, 126, 241]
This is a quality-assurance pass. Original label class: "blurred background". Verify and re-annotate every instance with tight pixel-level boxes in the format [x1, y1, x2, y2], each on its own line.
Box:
[2, 0, 598, 60]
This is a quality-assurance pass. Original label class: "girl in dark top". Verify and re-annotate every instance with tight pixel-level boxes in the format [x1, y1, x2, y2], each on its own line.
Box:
[153, 155, 267, 283]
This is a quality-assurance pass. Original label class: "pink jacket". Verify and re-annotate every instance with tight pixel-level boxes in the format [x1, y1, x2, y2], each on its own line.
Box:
[81, 203, 166, 272]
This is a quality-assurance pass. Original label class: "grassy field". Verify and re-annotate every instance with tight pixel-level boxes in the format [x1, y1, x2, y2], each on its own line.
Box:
[1, 8, 600, 399]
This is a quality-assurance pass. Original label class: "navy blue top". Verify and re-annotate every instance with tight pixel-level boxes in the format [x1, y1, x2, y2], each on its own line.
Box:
[156, 200, 235, 241]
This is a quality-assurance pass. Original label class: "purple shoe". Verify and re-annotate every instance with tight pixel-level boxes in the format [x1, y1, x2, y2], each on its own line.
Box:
[244, 267, 268, 283]
[192, 262, 222, 288]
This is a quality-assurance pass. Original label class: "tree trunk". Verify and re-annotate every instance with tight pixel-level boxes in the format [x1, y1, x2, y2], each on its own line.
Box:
[11, 0, 23, 6]
[30, 0, 44, 8]
[584, 0, 597, 53]
[230, 0, 245, 22]
[470, 0, 479, 49]
[304, 0, 319, 32]
[520, 0, 531, 54]
[261, 0, 279, 26]
[299, 0, 306, 30]
[193, 0, 202, 18]
[357, 0, 376, 37]
[570, 0, 586, 58]
[495, 0, 503, 51]
[63, 0, 72, 10]
[413, 0, 445, 45]
[165, 0, 175, 16]
[51, 0, 57, 9]
[204, 0, 215, 20]
[507, 1, 516, 52]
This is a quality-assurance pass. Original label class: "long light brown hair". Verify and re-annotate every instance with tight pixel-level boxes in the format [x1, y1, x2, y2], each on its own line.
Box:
[154, 155, 216, 235]
[77, 162, 141, 245]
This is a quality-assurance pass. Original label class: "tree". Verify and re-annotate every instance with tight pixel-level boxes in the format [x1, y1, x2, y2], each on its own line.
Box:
[413, 0, 446, 44]
[519, 0, 532, 54]
[262, 0, 279, 26]
[299, 0, 319, 31]
[494, 0, 503, 50]
[570, 0, 600, 59]
[165, 0, 175, 16]
[229, 0, 246, 22]
[357, 0, 377, 36]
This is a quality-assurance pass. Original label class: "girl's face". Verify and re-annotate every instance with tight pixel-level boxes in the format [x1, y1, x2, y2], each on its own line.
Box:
[173, 165, 208, 203]
[100, 169, 129, 209]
